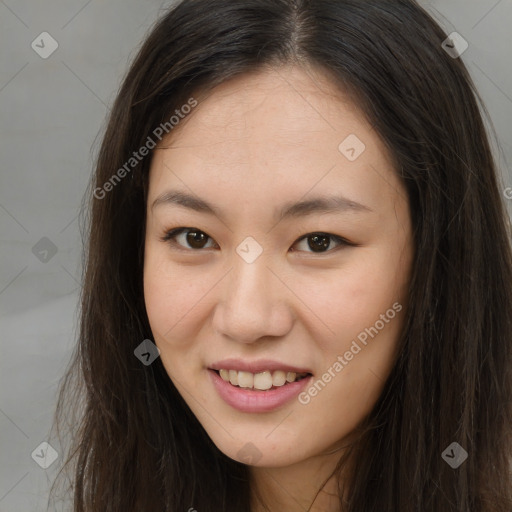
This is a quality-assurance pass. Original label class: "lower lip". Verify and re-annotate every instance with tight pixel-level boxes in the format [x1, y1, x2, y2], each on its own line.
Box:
[208, 369, 312, 413]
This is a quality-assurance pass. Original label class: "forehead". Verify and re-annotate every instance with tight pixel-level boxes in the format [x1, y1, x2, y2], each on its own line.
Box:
[167, 64, 370, 157]
[148, 64, 403, 216]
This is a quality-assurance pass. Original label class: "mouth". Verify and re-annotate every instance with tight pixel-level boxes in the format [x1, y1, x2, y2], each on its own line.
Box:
[207, 361, 314, 413]
[213, 369, 311, 391]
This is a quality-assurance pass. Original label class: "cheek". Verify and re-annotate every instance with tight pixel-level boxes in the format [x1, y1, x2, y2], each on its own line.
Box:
[143, 250, 213, 390]
[297, 245, 410, 430]
[298, 291, 405, 446]
[301, 247, 409, 351]
[143, 244, 207, 347]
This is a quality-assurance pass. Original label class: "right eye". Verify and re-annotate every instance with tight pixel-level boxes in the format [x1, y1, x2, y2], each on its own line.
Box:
[160, 227, 218, 251]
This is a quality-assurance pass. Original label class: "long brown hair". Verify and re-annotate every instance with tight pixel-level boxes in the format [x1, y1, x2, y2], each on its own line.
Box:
[50, 0, 512, 510]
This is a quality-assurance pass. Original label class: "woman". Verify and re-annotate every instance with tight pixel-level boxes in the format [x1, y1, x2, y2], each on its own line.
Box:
[51, 0, 512, 510]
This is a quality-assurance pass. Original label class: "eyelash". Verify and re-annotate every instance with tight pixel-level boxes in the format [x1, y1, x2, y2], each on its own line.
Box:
[159, 227, 354, 254]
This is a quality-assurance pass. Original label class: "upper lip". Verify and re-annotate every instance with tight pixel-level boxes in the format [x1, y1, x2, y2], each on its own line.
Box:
[209, 358, 313, 374]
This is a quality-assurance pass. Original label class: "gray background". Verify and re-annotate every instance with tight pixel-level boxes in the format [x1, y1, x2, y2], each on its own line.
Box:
[0, 1, 511, 510]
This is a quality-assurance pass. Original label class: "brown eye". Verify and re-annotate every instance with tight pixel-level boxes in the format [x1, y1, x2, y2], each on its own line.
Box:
[161, 228, 216, 250]
[161, 228, 351, 254]
[291, 233, 349, 254]
[307, 234, 331, 252]
[185, 230, 209, 249]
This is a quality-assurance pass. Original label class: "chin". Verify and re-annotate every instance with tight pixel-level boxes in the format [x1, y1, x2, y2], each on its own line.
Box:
[208, 431, 309, 468]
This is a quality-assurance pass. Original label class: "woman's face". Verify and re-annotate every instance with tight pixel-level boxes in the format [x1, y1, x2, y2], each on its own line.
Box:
[144, 64, 413, 468]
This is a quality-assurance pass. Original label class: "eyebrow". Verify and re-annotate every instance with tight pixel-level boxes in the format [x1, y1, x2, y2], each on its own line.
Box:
[151, 189, 373, 222]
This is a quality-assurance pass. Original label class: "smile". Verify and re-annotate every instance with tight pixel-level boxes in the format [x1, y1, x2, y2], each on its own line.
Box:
[216, 369, 310, 390]
[208, 360, 313, 413]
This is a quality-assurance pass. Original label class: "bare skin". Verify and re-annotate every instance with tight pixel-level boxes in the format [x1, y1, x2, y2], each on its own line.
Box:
[144, 63, 413, 511]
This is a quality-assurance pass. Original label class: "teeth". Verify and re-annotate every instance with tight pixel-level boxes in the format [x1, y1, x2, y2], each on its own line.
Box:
[272, 370, 287, 387]
[253, 371, 273, 390]
[286, 372, 296, 383]
[228, 369, 238, 386]
[237, 371, 254, 388]
[217, 369, 308, 390]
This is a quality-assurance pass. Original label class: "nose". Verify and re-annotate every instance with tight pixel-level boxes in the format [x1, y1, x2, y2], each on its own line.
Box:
[212, 256, 294, 344]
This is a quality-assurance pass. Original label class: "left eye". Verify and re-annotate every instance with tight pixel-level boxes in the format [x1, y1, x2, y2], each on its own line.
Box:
[292, 232, 349, 253]
[161, 228, 351, 254]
